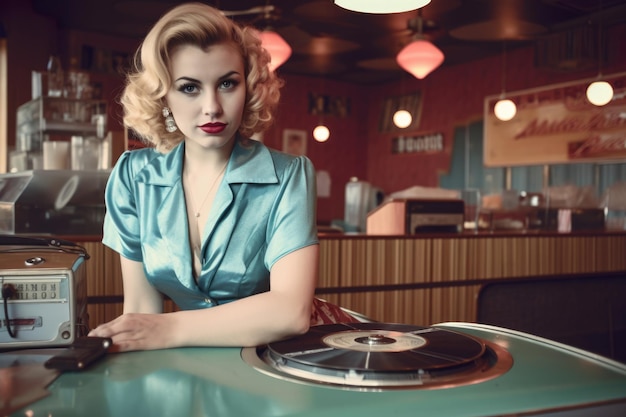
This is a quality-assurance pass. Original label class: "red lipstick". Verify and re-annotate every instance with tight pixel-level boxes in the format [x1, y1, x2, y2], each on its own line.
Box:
[200, 123, 226, 134]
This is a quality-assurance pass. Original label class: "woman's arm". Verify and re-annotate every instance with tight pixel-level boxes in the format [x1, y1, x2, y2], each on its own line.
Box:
[120, 256, 164, 314]
[89, 244, 318, 351]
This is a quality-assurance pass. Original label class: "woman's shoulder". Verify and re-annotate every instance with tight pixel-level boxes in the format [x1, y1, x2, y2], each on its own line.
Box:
[250, 139, 312, 169]
[119, 146, 161, 165]
[232, 137, 314, 185]
[122, 147, 163, 164]
[236, 136, 308, 169]
[110, 146, 167, 182]
[269, 148, 313, 174]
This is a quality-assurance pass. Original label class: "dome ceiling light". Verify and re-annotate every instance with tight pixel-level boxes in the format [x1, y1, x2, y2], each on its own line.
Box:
[334, 0, 431, 14]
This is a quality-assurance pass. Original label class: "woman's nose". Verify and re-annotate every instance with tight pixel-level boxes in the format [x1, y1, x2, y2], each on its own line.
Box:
[203, 92, 223, 117]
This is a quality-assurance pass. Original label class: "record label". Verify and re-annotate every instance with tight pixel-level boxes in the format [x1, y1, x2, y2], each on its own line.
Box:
[323, 330, 427, 352]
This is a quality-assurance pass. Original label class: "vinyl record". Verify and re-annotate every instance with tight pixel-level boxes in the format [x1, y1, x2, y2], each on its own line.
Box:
[266, 322, 485, 372]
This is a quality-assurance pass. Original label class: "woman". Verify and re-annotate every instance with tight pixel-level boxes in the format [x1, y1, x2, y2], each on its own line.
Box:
[89, 2, 320, 351]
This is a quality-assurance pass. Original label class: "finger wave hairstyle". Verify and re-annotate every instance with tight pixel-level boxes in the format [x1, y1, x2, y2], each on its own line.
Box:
[120, 2, 283, 153]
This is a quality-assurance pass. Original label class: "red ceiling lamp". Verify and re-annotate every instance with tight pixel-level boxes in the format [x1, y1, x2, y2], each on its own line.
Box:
[221, 4, 291, 72]
[396, 14, 444, 80]
[259, 29, 292, 71]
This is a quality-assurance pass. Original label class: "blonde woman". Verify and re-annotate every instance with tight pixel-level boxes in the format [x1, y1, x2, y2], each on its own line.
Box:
[89, 3, 321, 351]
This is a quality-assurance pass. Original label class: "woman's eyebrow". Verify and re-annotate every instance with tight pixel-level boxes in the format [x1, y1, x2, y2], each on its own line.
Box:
[174, 71, 241, 84]
[174, 76, 201, 83]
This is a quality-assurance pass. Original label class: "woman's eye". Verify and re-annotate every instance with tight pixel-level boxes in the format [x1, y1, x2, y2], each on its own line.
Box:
[179, 84, 198, 94]
[220, 79, 238, 90]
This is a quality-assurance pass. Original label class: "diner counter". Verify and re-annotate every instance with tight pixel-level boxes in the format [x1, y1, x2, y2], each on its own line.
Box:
[4, 322, 626, 417]
[69, 230, 626, 330]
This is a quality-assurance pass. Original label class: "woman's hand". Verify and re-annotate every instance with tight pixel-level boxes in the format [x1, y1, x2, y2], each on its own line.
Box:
[89, 313, 178, 352]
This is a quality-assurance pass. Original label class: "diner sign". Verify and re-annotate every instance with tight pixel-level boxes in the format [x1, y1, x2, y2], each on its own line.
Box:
[392, 132, 444, 154]
[484, 72, 626, 167]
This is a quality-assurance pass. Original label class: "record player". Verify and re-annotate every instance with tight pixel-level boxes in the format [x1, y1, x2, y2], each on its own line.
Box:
[242, 322, 513, 390]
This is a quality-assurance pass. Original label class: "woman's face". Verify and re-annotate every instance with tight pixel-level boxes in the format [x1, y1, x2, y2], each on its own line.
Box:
[165, 43, 246, 151]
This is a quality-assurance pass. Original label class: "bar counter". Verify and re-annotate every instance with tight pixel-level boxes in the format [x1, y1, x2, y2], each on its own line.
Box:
[75, 229, 626, 329]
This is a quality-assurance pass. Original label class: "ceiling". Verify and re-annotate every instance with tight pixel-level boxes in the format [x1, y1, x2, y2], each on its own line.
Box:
[31, 0, 626, 85]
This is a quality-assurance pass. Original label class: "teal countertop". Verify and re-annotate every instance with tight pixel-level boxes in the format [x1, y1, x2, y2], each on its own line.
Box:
[5, 323, 626, 417]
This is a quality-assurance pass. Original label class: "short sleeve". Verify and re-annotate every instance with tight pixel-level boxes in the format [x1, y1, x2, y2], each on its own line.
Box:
[264, 155, 318, 269]
[102, 151, 143, 261]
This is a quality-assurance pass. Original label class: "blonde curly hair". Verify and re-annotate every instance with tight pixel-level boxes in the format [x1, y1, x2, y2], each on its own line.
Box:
[120, 2, 283, 153]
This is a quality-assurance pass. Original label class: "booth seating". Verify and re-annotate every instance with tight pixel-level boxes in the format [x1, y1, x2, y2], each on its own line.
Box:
[477, 271, 626, 363]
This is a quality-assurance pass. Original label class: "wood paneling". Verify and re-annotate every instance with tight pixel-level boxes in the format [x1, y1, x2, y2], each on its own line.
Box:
[81, 242, 177, 329]
[81, 242, 123, 328]
[80, 232, 626, 329]
[316, 232, 626, 325]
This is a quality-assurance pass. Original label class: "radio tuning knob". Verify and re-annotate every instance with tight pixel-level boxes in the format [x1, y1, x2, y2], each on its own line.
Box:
[24, 256, 45, 266]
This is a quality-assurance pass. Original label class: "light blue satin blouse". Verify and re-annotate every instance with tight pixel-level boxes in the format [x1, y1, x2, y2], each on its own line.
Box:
[102, 136, 318, 309]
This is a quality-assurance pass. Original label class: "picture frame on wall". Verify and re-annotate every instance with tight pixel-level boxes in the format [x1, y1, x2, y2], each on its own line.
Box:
[282, 129, 307, 156]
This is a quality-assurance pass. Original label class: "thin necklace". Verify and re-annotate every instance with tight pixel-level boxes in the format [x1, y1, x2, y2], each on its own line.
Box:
[189, 162, 227, 218]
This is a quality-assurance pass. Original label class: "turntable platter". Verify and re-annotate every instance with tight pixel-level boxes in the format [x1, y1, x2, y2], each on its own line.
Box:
[242, 323, 513, 390]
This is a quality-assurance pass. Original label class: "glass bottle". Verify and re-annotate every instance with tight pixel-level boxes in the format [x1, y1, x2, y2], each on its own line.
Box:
[46, 55, 64, 97]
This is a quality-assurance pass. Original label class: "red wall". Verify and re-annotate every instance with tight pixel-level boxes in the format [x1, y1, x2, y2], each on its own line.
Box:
[263, 75, 368, 224]
[364, 24, 626, 198]
[269, 24, 626, 223]
[4, 2, 625, 224]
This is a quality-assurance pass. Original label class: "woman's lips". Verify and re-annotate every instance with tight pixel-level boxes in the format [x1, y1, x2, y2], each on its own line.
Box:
[199, 123, 226, 134]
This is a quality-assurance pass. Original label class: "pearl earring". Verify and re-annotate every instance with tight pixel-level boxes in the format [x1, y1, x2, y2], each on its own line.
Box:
[162, 107, 178, 133]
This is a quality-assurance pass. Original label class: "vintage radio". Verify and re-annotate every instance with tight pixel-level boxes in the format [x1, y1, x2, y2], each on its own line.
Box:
[0, 236, 89, 349]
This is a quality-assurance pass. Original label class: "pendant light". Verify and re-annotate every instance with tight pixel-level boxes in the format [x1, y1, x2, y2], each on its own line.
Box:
[334, 0, 431, 14]
[221, 4, 291, 71]
[494, 42, 517, 121]
[494, 99, 517, 121]
[256, 3, 291, 71]
[393, 76, 413, 129]
[586, 80, 613, 106]
[313, 80, 330, 142]
[259, 29, 292, 71]
[313, 105, 330, 142]
[313, 125, 330, 142]
[586, 2, 613, 107]
[393, 110, 413, 128]
[396, 13, 444, 80]
[389, 73, 420, 129]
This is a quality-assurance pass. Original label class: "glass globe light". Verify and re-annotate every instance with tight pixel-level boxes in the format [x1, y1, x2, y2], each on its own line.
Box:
[313, 125, 330, 142]
[393, 110, 412, 128]
[494, 99, 517, 121]
[586, 81, 614, 106]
